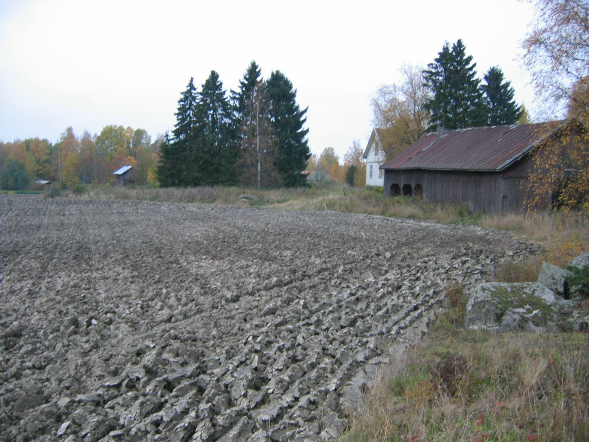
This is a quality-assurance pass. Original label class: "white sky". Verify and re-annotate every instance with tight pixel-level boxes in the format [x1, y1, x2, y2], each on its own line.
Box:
[0, 0, 538, 159]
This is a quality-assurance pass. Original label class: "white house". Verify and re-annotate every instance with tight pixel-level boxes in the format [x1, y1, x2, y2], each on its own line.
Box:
[363, 129, 387, 187]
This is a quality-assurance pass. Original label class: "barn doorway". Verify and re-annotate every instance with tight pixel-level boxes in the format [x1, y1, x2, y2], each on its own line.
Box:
[390, 184, 401, 196]
[414, 184, 423, 198]
[402, 184, 412, 197]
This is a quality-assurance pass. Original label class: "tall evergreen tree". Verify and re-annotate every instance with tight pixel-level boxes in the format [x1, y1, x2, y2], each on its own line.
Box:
[193, 70, 238, 186]
[423, 39, 487, 130]
[157, 78, 198, 187]
[266, 71, 311, 187]
[173, 77, 199, 142]
[232, 61, 262, 118]
[481, 66, 523, 125]
[156, 133, 180, 187]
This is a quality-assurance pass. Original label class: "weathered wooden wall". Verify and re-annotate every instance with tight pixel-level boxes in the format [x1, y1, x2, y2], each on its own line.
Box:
[382, 156, 550, 213]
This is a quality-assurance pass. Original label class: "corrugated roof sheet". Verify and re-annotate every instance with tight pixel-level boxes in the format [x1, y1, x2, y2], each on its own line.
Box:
[381, 122, 565, 172]
[113, 165, 133, 175]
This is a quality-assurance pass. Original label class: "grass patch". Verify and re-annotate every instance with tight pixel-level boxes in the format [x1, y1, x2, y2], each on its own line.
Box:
[341, 290, 589, 442]
[494, 256, 543, 283]
[75, 184, 486, 225]
[1, 190, 44, 195]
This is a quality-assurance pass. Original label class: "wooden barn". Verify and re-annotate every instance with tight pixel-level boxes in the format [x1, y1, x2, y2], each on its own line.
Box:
[380, 121, 585, 213]
[113, 165, 134, 186]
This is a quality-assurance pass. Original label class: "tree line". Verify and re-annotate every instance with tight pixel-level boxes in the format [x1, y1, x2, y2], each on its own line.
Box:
[157, 62, 311, 189]
[3, 0, 586, 199]
[0, 126, 162, 191]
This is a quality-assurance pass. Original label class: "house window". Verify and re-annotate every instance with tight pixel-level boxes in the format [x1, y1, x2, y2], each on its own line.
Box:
[379, 169, 383, 179]
[369, 165, 373, 179]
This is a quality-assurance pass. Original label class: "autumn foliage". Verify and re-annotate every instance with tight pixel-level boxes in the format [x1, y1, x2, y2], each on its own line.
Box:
[0, 126, 161, 190]
[521, 0, 589, 212]
[526, 121, 589, 212]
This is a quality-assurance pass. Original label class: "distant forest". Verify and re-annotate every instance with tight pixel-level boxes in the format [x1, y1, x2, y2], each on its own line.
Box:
[0, 61, 312, 191]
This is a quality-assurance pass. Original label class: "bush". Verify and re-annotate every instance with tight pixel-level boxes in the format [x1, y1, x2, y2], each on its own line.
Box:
[566, 264, 589, 298]
[72, 184, 89, 195]
[44, 183, 62, 198]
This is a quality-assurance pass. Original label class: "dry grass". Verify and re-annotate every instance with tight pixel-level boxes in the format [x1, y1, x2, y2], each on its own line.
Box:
[341, 290, 589, 442]
[78, 184, 482, 224]
[493, 256, 544, 283]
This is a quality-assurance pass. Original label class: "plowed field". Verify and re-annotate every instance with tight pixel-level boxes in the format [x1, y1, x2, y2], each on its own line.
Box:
[0, 195, 534, 441]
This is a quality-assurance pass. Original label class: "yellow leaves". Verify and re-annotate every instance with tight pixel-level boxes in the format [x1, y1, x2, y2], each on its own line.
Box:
[544, 232, 589, 267]
[371, 65, 430, 160]
[3, 141, 28, 164]
[24, 153, 37, 180]
[525, 122, 589, 212]
[61, 151, 80, 189]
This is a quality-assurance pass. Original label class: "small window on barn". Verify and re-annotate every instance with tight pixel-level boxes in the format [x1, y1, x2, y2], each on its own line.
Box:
[390, 184, 401, 196]
[402, 184, 412, 197]
[414, 184, 423, 198]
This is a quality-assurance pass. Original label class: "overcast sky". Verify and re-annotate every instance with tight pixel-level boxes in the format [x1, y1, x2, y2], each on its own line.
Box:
[0, 0, 537, 158]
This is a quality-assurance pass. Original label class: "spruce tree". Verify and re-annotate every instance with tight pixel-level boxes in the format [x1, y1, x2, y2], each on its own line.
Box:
[158, 78, 198, 187]
[423, 39, 487, 130]
[266, 71, 311, 187]
[193, 70, 238, 186]
[156, 133, 181, 187]
[481, 66, 522, 126]
[173, 77, 198, 143]
[232, 61, 262, 118]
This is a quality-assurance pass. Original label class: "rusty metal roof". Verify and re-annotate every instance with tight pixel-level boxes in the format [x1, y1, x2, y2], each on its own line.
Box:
[381, 122, 565, 172]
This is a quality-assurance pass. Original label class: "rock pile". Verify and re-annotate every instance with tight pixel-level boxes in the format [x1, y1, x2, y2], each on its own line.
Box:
[0, 196, 537, 441]
[466, 253, 589, 332]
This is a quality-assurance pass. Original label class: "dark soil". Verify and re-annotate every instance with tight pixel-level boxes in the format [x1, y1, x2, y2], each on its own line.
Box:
[0, 195, 536, 441]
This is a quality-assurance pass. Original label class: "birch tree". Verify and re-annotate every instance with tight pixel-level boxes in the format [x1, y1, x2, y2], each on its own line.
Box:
[522, 0, 589, 120]
[238, 79, 279, 189]
[371, 64, 431, 159]
[523, 0, 589, 211]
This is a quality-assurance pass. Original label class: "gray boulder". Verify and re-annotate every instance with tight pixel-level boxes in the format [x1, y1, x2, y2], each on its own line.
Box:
[537, 262, 571, 297]
[570, 252, 589, 269]
[466, 282, 558, 331]
[237, 194, 256, 203]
